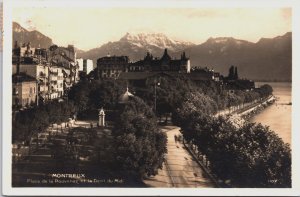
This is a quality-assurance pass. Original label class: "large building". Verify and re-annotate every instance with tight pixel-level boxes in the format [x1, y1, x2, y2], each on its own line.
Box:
[92, 49, 225, 86]
[48, 65, 64, 99]
[48, 44, 79, 84]
[13, 42, 35, 59]
[12, 42, 46, 65]
[95, 49, 190, 80]
[12, 72, 37, 108]
[96, 55, 129, 79]
[12, 59, 50, 100]
[188, 67, 218, 82]
[129, 49, 190, 73]
[77, 58, 93, 75]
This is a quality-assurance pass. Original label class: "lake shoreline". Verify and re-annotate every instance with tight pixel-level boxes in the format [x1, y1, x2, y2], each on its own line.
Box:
[251, 82, 291, 144]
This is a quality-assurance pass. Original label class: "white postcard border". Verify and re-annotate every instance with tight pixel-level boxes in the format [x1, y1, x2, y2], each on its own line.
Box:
[2, 0, 300, 196]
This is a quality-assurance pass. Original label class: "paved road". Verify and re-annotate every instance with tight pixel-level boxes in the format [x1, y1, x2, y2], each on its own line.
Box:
[144, 126, 215, 188]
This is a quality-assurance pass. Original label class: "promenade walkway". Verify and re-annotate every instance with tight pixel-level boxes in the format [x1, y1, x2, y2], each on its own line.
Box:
[215, 95, 275, 117]
[144, 126, 215, 188]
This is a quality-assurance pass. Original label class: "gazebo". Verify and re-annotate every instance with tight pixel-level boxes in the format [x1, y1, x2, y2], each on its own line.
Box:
[118, 87, 134, 104]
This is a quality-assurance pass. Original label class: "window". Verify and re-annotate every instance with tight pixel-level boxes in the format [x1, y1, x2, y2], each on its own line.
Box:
[30, 87, 32, 94]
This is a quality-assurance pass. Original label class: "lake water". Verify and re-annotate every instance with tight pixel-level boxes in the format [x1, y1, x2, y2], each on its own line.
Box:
[251, 82, 292, 145]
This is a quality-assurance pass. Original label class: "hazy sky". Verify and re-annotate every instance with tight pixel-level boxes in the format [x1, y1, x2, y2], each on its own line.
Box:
[13, 7, 291, 51]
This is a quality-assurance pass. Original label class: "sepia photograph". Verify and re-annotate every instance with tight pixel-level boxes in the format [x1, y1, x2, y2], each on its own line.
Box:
[1, 0, 300, 196]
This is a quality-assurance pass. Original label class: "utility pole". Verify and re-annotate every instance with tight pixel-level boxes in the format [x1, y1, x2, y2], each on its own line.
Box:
[154, 79, 157, 113]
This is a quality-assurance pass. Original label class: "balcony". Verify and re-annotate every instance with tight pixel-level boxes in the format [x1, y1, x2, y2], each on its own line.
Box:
[39, 72, 46, 77]
[50, 71, 58, 75]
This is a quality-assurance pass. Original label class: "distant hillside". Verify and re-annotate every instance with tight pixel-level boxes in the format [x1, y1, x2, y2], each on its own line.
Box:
[78, 32, 291, 81]
[13, 22, 53, 48]
[178, 32, 292, 81]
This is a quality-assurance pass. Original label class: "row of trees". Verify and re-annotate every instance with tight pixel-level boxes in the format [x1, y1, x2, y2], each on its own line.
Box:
[12, 101, 76, 143]
[196, 81, 273, 110]
[256, 84, 274, 98]
[175, 91, 291, 187]
[135, 75, 273, 118]
[134, 75, 198, 120]
[67, 76, 273, 122]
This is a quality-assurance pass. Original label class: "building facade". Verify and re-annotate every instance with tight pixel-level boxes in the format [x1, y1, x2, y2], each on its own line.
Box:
[12, 42, 79, 103]
[48, 65, 64, 99]
[12, 61, 50, 100]
[83, 59, 93, 74]
[95, 49, 190, 80]
[128, 49, 190, 73]
[48, 44, 79, 84]
[12, 73, 37, 108]
[97, 55, 129, 79]
[77, 58, 93, 75]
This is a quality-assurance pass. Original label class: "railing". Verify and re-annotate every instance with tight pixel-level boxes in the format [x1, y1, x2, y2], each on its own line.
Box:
[182, 139, 225, 188]
[164, 159, 176, 187]
[215, 95, 274, 117]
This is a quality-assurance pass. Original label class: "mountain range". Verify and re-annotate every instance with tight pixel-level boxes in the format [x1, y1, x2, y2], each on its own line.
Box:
[77, 32, 292, 81]
[12, 22, 291, 81]
[12, 22, 53, 48]
[77, 32, 195, 63]
[179, 33, 291, 81]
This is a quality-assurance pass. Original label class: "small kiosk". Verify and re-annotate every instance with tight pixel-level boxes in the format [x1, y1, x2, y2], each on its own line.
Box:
[98, 108, 105, 127]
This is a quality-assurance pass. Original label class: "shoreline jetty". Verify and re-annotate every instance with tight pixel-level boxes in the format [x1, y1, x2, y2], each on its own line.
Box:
[238, 95, 276, 117]
[218, 95, 276, 128]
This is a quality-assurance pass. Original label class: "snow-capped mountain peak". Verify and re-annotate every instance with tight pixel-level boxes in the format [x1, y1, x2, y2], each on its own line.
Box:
[120, 32, 194, 51]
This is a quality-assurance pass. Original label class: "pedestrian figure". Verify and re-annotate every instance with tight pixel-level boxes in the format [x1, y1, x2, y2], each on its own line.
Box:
[174, 135, 177, 143]
[90, 123, 93, 128]
[178, 135, 182, 143]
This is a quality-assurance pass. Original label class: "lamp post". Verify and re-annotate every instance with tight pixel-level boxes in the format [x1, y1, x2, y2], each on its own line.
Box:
[154, 78, 160, 114]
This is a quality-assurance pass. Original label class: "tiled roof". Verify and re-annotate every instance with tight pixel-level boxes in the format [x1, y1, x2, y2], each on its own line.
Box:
[97, 56, 129, 62]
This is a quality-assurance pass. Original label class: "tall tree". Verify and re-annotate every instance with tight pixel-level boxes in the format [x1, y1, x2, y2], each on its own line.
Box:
[228, 65, 235, 80]
[113, 97, 167, 179]
[234, 66, 238, 80]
